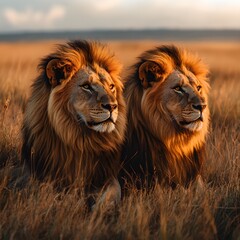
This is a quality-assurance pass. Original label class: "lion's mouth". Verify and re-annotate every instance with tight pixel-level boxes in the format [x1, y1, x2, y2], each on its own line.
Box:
[179, 115, 203, 126]
[76, 114, 116, 132]
[87, 118, 115, 127]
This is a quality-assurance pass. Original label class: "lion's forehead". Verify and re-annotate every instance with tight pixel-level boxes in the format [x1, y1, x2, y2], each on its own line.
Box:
[77, 65, 114, 87]
[167, 70, 200, 88]
[186, 71, 200, 85]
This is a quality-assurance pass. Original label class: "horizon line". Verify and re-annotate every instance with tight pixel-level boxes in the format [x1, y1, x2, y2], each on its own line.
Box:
[0, 28, 240, 35]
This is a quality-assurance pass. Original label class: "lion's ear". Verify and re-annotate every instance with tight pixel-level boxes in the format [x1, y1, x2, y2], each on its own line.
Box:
[138, 61, 165, 88]
[46, 59, 74, 87]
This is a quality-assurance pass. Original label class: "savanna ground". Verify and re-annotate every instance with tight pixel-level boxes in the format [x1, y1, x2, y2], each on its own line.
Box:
[0, 40, 239, 239]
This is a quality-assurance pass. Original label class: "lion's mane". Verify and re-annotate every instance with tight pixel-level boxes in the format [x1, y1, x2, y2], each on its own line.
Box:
[22, 40, 126, 192]
[120, 45, 210, 188]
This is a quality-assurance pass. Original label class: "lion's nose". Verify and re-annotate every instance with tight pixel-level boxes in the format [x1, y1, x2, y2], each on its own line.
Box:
[192, 104, 206, 112]
[101, 103, 118, 112]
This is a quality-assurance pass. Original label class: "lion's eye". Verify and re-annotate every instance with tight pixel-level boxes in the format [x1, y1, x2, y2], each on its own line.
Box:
[81, 84, 92, 90]
[174, 86, 184, 93]
[197, 85, 202, 92]
[109, 84, 115, 90]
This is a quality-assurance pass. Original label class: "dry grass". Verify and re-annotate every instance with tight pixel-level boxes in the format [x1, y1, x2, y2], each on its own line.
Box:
[0, 40, 239, 240]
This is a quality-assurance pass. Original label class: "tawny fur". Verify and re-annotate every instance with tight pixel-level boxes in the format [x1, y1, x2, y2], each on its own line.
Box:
[120, 45, 210, 188]
[22, 40, 126, 194]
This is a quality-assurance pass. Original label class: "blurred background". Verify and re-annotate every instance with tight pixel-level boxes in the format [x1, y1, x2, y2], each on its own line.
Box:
[0, 0, 239, 41]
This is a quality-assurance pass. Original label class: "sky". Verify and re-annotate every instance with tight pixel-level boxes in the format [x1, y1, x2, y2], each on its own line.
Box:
[0, 0, 239, 33]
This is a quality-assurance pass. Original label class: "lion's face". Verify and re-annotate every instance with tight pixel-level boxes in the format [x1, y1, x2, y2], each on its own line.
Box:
[138, 59, 209, 136]
[70, 66, 119, 133]
[160, 70, 207, 132]
[45, 56, 125, 143]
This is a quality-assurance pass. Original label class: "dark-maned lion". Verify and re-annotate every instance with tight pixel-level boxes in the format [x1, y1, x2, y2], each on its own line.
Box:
[120, 45, 210, 189]
[22, 40, 126, 206]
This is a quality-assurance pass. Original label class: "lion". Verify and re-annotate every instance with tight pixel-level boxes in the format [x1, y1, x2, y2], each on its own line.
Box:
[21, 40, 126, 206]
[120, 45, 210, 189]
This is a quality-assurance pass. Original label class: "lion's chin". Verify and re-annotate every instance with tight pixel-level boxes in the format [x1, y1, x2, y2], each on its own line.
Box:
[87, 119, 116, 133]
[91, 122, 116, 133]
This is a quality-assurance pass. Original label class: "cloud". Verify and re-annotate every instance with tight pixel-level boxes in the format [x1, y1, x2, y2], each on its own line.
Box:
[1, 0, 239, 31]
[93, 0, 120, 11]
[3, 5, 65, 28]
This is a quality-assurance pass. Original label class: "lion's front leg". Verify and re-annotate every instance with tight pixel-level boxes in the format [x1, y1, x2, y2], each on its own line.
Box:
[92, 178, 121, 211]
[194, 174, 206, 191]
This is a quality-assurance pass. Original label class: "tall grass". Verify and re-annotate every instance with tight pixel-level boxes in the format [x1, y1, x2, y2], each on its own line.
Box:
[0, 41, 239, 239]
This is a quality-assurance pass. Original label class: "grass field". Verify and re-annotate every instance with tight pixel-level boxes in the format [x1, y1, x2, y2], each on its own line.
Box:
[0, 40, 239, 239]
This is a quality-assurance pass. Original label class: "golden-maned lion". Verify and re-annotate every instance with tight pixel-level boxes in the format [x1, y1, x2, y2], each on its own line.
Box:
[22, 40, 126, 205]
[120, 45, 210, 189]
